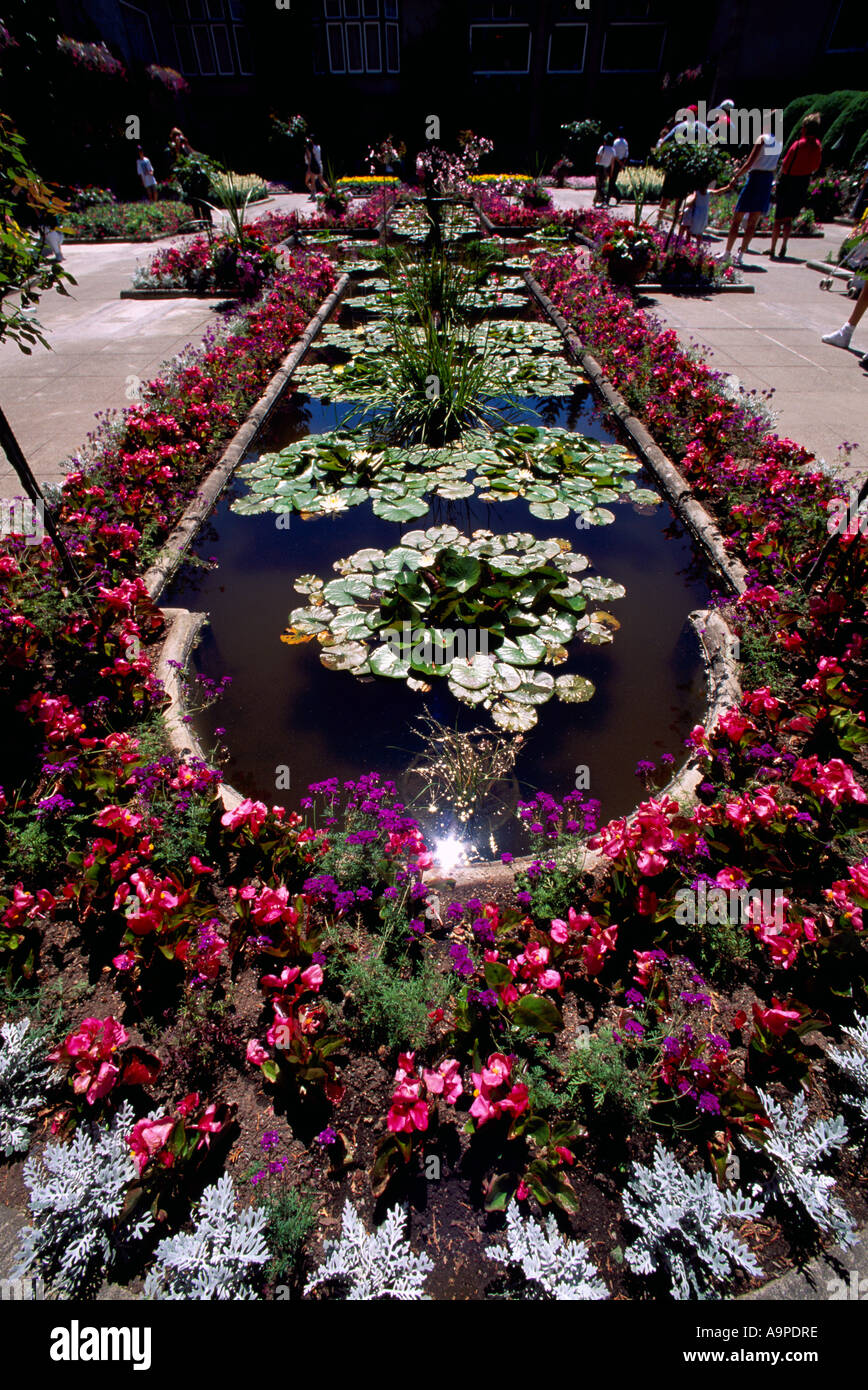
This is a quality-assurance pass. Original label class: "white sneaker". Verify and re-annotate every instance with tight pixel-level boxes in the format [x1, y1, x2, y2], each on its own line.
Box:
[733, 251, 744, 267]
[822, 325, 854, 348]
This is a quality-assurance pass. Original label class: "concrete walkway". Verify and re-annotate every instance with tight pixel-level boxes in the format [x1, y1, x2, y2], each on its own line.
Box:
[550, 188, 866, 480]
[0, 193, 318, 499]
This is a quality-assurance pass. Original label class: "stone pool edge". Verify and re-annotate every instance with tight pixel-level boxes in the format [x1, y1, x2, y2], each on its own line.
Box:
[152, 272, 351, 812]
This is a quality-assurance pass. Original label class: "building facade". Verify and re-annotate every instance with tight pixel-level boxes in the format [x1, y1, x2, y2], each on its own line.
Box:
[51, 0, 868, 171]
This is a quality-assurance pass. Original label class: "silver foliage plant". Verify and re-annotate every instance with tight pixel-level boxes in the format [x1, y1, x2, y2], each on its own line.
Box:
[0, 1017, 58, 1157]
[742, 1088, 855, 1247]
[15, 1101, 153, 1296]
[144, 1174, 269, 1300]
[305, 1200, 433, 1300]
[623, 1142, 764, 1299]
[827, 1014, 868, 1124]
[485, 1199, 609, 1300]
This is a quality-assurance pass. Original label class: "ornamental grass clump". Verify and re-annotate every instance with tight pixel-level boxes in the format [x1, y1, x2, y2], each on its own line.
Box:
[623, 1141, 764, 1299]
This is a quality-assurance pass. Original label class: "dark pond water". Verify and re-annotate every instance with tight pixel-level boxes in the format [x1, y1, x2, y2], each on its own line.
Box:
[165, 371, 713, 858]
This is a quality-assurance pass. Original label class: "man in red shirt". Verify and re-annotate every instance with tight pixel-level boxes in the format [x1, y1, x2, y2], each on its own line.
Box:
[769, 113, 823, 259]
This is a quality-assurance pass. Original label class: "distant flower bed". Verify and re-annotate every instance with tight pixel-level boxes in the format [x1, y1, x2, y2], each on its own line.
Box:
[65, 201, 195, 242]
[133, 228, 280, 297]
[209, 171, 270, 207]
[336, 175, 400, 192]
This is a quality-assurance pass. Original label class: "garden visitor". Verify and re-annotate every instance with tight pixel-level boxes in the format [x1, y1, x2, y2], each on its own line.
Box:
[594, 132, 616, 206]
[852, 153, 868, 224]
[305, 136, 330, 200]
[610, 128, 629, 203]
[655, 107, 711, 229]
[821, 279, 868, 362]
[768, 113, 822, 259]
[713, 117, 783, 265]
[168, 127, 192, 161]
[680, 182, 710, 243]
[136, 145, 158, 202]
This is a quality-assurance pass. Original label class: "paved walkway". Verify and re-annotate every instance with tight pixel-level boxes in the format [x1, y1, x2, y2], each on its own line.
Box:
[0, 193, 317, 499]
[550, 189, 866, 481]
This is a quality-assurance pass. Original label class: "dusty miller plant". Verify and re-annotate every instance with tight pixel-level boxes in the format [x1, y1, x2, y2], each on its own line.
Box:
[623, 1142, 764, 1299]
[0, 1017, 58, 1157]
[144, 1173, 269, 1300]
[742, 1088, 855, 1247]
[305, 1200, 433, 1300]
[827, 1014, 868, 1124]
[485, 1199, 608, 1300]
[15, 1101, 153, 1296]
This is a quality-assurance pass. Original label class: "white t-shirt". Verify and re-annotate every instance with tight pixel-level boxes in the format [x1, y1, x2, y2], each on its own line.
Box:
[596, 145, 615, 168]
[137, 157, 156, 187]
[613, 137, 629, 161]
[752, 134, 782, 172]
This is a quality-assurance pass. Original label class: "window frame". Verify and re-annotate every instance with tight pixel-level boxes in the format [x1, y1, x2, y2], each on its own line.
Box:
[546, 22, 588, 74]
[469, 21, 532, 75]
[600, 21, 666, 73]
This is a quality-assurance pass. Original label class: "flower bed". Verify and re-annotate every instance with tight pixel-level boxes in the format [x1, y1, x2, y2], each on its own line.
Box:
[64, 201, 196, 242]
[1, 220, 866, 1303]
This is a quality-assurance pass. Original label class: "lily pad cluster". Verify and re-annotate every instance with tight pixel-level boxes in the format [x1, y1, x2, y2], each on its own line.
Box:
[283, 525, 625, 731]
[233, 425, 656, 526]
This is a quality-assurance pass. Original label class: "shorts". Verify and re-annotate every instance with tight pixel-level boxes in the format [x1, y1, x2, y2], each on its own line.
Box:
[774, 174, 810, 222]
[736, 169, 775, 216]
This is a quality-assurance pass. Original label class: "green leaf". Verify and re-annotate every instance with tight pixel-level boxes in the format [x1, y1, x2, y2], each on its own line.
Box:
[510, 995, 563, 1033]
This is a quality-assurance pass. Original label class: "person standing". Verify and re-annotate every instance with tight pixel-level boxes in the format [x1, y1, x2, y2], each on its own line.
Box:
[610, 128, 629, 203]
[309, 135, 330, 197]
[769, 113, 822, 259]
[821, 279, 868, 361]
[594, 132, 615, 206]
[680, 181, 711, 243]
[136, 145, 158, 202]
[714, 118, 783, 265]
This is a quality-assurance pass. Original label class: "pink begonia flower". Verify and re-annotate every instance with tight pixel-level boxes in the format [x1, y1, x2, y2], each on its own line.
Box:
[516, 1179, 530, 1201]
[300, 963, 323, 992]
[129, 1117, 176, 1175]
[422, 1059, 463, 1105]
[752, 1001, 801, 1038]
[220, 798, 268, 835]
[246, 1039, 269, 1066]
[717, 708, 753, 743]
[550, 918, 569, 945]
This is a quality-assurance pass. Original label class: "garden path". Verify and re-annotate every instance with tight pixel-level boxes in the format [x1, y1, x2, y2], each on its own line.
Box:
[550, 189, 866, 484]
[0, 193, 316, 499]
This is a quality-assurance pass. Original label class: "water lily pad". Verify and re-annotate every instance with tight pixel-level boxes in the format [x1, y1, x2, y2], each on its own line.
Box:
[555, 674, 596, 703]
[509, 670, 555, 706]
[368, 643, 411, 679]
[528, 499, 571, 522]
[320, 640, 369, 672]
[492, 700, 539, 732]
[372, 494, 430, 522]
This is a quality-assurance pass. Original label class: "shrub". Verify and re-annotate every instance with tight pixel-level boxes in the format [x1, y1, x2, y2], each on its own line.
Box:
[623, 1142, 764, 1299]
[564, 1024, 652, 1125]
[827, 1014, 868, 1123]
[15, 1102, 153, 1296]
[486, 1199, 608, 1299]
[0, 1017, 57, 1157]
[305, 1200, 432, 1300]
[742, 1089, 855, 1246]
[259, 1184, 317, 1287]
[144, 1174, 269, 1299]
[338, 952, 451, 1050]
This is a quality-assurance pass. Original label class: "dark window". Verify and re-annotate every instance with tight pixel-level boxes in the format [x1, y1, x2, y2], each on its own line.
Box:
[174, 24, 198, 72]
[212, 23, 234, 72]
[385, 21, 399, 70]
[188, 0, 206, 20]
[228, 0, 245, 18]
[470, 23, 531, 73]
[601, 22, 665, 71]
[234, 24, 253, 73]
[547, 23, 587, 73]
[827, 0, 868, 50]
[321, 1, 399, 73]
[326, 22, 346, 69]
[206, 0, 225, 18]
[192, 22, 217, 72]
[345, 20, 364, 69]
[120, 1, 157, 63]
[364, 22, 382, 70]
